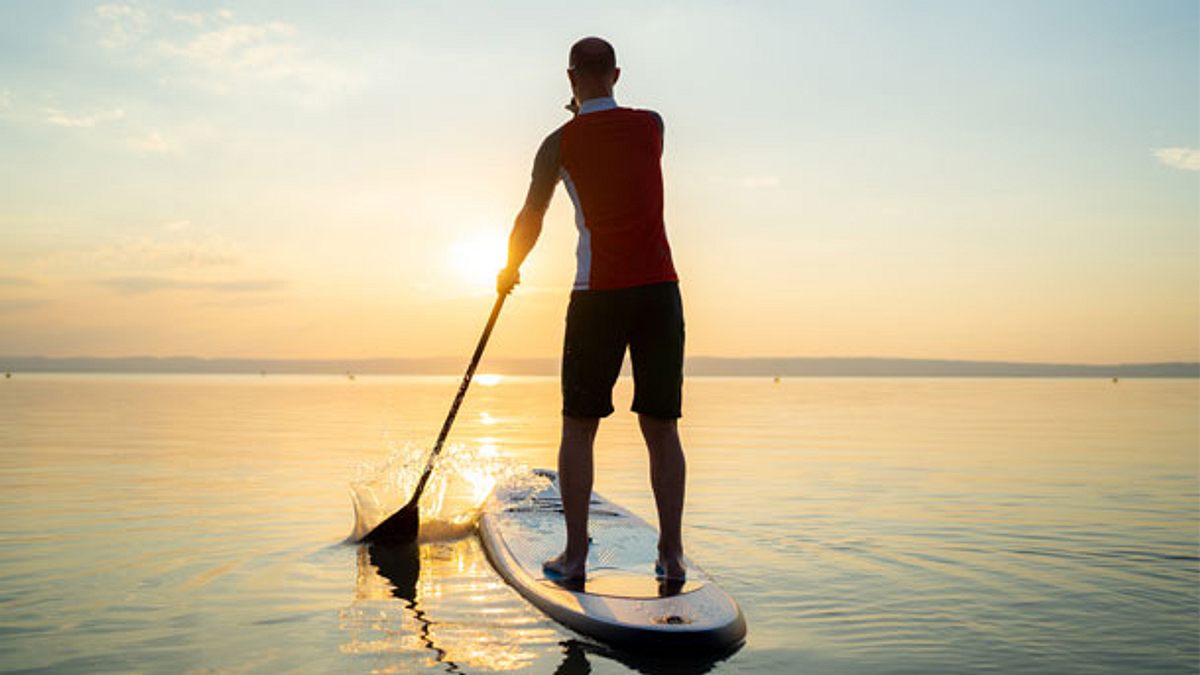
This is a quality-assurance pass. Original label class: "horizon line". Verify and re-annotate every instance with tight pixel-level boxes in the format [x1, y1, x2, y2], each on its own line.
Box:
[3, 355, 1196, 378]
[4, 353, 1199, 366]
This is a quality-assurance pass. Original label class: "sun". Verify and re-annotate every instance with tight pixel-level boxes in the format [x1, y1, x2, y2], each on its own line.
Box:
[448, 233, 506, 291]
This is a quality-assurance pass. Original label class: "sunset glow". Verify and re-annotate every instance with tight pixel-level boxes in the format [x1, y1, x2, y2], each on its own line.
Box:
[448, 234, 507, 292]
[0, 2, 1195, 364]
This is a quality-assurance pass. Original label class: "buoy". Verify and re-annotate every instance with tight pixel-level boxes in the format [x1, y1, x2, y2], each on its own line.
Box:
[4, 372, 10, 379]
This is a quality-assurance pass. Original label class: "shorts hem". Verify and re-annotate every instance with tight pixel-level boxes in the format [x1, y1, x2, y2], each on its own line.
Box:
[631, 405, 682, 420]
[561, 406, 615, 419]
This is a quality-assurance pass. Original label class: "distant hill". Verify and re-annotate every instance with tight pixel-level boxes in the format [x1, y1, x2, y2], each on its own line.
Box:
[2, 356, 1196, 378]
[685, 357, 1198, 378]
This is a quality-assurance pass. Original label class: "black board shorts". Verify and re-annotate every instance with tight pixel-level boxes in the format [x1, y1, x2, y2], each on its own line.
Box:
[562, 281, 684, 419]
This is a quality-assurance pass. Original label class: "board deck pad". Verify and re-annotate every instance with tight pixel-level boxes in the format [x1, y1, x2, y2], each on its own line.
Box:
[478, 469, 746, 651]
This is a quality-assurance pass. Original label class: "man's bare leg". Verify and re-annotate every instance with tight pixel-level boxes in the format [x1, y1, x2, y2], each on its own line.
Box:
[543, 415, 599, 580]
[638, 414, 687, 579]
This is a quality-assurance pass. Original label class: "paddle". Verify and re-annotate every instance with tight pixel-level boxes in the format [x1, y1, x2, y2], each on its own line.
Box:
[360, 291, 508, 544]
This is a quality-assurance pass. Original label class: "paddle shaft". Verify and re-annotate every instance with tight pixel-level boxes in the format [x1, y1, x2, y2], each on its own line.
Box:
[408, 292, 507, 504]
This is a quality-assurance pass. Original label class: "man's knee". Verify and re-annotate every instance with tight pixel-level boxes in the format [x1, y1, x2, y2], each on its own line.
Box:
[638, 414, 679, 444]
[562, 415, 600, 440]
[638, 413, 676, 428]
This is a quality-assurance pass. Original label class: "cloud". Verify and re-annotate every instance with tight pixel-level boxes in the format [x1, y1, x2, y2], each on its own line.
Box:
[0, 277, 46, 313]
[94, 7, 358, 101]
[156, 18, 351, 94]
[0, 89, 11, 113]
[40, 102, 163, 157]
[741, 175, 781, 189]
[0, 299, 48, 313]
[162, 220, 191, 232]
[169, 12, 207, 27]
[38, 235, 244, 272]
[44, 106, 125, 128]
[43, 108, 172, 156]
[96, 3, 148, 49]
[160, 21, 297, 68]
[169, 8, 235, 27]
[128, 130, 169, 153]
[97, 276, 288, 295]
[119, 237, 240, 267]
[1154, 147, 1200, 172]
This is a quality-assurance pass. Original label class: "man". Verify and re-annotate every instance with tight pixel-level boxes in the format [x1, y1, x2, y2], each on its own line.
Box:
[496, 36, 687, 581]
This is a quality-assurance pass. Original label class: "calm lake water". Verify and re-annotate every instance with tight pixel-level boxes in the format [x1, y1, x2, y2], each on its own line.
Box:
[1, 374, 1197, 673]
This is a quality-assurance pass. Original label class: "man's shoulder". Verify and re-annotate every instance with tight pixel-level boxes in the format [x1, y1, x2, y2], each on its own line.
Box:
[645, 109, 664, 134]
[536, 125, 566, 159]
[619, 107, 664, 135]
[542, 124, 566, 145]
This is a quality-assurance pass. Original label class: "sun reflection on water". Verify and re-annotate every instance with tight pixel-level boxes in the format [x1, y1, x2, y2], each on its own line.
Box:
[341, 536, 558, 672]
[343, 453, 563, 671]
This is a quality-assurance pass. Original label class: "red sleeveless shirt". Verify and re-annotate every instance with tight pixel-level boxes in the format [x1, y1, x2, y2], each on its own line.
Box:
[558, 105, 678, 291]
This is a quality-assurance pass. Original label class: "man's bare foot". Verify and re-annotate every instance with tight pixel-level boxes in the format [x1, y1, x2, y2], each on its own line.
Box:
[655, 557, 686, 581]
[543, 552, 586, 580]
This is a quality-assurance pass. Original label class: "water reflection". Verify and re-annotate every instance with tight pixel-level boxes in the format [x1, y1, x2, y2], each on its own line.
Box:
[555, 638, 737, 675]
[368, 542, 420, 602]
[347, 447, 738, 670]
[347, 536, 741, 673]
[344, 536, 559, 671]
[365, 542, 464, 673]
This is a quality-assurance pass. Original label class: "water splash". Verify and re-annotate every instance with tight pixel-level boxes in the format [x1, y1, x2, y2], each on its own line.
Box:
[348, 441, 529, 543]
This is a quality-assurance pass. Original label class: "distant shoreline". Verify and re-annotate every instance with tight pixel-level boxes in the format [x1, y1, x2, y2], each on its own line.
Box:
[2, 356, 1196, 378]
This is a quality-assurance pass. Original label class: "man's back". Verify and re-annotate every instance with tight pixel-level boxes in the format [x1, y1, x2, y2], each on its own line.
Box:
[560, 104, 676, 291]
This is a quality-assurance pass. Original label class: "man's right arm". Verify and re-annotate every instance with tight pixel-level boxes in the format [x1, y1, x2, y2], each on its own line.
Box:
[498, 128, 562, 294]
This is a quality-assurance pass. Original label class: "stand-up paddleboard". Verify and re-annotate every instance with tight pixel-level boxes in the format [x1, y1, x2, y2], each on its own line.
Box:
[478, 469, 746, 652]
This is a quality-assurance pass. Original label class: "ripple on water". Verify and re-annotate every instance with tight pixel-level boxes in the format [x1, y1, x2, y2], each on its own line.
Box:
[2, 376, 1196, 673]
[340, 536, 564, 673]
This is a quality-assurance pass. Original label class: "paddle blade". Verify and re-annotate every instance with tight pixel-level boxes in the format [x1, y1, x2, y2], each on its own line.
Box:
[360, 499, 419, 544]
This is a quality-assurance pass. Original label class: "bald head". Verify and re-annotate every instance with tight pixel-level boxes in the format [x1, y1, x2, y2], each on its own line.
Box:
[569, 37, 616, 77]
[567, 36, 620, 106]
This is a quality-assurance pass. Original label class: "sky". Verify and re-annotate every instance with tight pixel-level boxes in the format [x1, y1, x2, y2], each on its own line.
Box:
[0, 1, 1197, 363]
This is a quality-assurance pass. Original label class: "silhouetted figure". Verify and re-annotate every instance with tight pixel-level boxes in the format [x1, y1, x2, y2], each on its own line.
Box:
[498, 36, 687, 582]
